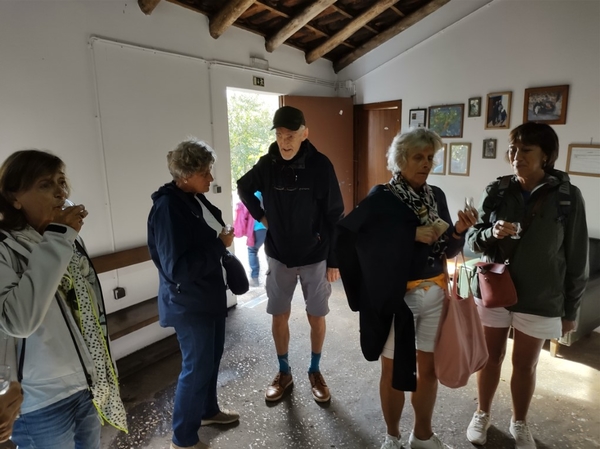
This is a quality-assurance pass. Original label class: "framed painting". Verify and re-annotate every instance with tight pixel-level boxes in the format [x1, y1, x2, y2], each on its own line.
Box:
[485, 91, 511, 129]
[482, 138, 497, 159]
[428, 104, 464, 138]
[523, 84, 569, 124]
[431, 143, 447, 175]
[566, 144, 600, 177]
[468, 97, 482, 117]
[409, 108, 427, 128]
[449, 142, 471, 176]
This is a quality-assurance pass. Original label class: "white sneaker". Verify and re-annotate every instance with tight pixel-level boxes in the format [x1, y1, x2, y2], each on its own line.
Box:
[408, 432, 444, 449]
[466, 411, 491, 445]
[380, 434, 404, 449]
[510, 420, 536, 448]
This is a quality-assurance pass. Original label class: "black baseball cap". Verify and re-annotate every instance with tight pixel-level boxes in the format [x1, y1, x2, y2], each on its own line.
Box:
[271, 106, 306, 131]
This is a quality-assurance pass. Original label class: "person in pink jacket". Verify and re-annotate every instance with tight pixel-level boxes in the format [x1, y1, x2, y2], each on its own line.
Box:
[234, 192, 267, 287]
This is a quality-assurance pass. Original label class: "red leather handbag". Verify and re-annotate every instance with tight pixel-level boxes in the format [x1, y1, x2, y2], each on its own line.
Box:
[475, 261, 517, 308]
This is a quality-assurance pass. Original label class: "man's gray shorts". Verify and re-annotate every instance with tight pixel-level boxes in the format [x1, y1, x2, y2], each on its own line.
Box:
[265, 257, 331, 317]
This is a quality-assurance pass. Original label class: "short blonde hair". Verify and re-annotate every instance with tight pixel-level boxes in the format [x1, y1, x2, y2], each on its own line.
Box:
[387, 128, 443, 174]
[167, 138, 216, 180]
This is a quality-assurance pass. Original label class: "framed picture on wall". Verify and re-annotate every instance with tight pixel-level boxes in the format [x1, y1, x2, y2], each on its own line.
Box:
[523, 84, 569, 124]
[431, 143, 447, 175]
[409, 108, 427, 128]
[482, 138, 497, 159]
[428, 104, 464, 138]
[468, 97, 482, 117]
[485, 91, 511, 129]
[566, 144, 600, 177]
[449, 142, 471, 176]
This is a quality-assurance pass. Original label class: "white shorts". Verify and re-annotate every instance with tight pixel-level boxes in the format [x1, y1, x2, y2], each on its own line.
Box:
[382, 285, 444, 358]
[474, 298, 562, 340]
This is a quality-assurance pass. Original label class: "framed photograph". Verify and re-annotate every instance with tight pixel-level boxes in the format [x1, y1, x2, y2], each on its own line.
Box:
[409, 108, 427, 128]
[482, 138, 497, 159]
[428, 104, 464, 138]
[431, 143, 447, 175]
[468, 97, 482, 117]
[485, 92, 511, 129]
[523, 84, 569, 124]
[566, 144, 600, 177]
[448, 142, 471, 176]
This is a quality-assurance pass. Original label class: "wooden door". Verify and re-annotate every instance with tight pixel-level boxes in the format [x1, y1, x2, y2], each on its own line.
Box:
[280, 95, 354, 215]
[354, 101, 401, 204]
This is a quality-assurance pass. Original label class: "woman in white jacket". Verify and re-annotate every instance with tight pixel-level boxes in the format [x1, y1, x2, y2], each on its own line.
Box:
[0, 150, 127, 448]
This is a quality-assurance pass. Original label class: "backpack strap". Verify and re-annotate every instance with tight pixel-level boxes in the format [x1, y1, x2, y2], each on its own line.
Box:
[556, 180, 571, 223]
[489, 175, 512, 224]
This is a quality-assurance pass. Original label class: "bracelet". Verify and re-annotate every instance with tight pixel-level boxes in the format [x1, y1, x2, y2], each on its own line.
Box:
[452, 231, 465, 239]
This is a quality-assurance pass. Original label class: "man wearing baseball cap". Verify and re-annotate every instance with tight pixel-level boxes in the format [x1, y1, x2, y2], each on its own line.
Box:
[237, 106, 343, 404]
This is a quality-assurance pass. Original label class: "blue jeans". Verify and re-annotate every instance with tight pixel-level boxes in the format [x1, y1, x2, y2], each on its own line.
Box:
[248, 229, 267, 279]
[172, 313, 226, 447]
[11, 389, 100, 449]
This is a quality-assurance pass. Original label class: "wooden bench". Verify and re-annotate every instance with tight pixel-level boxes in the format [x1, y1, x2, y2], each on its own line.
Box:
[91, 245, 159, 341]
[91, 246, 182, 377]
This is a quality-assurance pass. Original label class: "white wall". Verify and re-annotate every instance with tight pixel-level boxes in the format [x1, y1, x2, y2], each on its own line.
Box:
[2, 0, 598, 358]
[345, 0, 600, 237]
[0, 0, 337, 357]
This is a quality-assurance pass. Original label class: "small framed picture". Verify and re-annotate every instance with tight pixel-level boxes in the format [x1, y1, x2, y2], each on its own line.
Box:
[431, 143, 447, 175]
[485, 91, 512, 129]
[566, 144, 600, 177]
[428, 104, 464, 138]
[448, 142, 471, 176]
[409, 108, 427, 128]
[523, 84, 569, 124]
[482, 138, 497, 159]
[468, 97, 482, 117]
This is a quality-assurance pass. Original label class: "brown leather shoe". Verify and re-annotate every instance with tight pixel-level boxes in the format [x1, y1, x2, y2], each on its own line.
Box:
[265, 371, 293, 401]
[308, 371, 330, 402]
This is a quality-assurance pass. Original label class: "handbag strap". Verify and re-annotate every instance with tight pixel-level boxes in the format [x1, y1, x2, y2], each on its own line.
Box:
[443, 252, 472, 299]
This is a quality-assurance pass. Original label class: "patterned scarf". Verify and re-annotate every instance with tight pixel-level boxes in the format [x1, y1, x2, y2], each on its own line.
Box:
[388, 173, 448, 266]
[58, 246, 128, 432]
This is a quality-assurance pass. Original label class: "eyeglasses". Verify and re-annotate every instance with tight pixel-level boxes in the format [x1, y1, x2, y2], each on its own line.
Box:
[274, 165, 297, 191]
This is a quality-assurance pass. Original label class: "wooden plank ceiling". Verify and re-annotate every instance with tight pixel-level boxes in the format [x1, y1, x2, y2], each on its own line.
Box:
[138, 0, 450, 73]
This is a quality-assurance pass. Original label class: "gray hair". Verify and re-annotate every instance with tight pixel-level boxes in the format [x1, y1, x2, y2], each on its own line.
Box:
[167, 138, 216, 180]
[386, 128, 443, 174]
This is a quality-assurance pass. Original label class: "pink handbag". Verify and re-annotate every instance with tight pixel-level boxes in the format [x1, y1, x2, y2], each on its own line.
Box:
[434, 254, 489, 389]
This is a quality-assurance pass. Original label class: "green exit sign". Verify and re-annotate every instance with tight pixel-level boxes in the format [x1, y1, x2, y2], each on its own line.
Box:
[253, 76, 265, 87]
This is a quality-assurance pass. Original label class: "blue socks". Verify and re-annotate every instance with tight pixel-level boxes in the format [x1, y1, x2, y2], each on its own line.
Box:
[279, 352, 322, 374]
[308, 352, 321, 373]
[278, 353, 290, 374]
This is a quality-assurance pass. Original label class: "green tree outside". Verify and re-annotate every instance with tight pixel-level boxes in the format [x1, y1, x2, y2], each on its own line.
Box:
[227, 90, 278, 189]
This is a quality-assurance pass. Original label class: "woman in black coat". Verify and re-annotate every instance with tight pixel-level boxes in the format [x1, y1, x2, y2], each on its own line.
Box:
[336, 128, 477, 449]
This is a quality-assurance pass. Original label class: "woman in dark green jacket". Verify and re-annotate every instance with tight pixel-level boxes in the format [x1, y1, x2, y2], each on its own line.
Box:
[465, 123, 589, 449]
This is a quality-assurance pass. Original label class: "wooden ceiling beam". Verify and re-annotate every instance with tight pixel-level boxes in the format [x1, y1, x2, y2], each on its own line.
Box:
[255, 1, 354, 50]
[266, 0, 338, 52]
[390, 6, 405, 17]
[333, 0, 450, 72]
[330, 4, 378, 34]
[209, 0, 257, 39]
[138, 0, 162, 15]
[306, 0, 399, 64]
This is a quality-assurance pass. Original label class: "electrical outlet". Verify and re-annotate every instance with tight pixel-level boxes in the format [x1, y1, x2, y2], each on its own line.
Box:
[113, 287, 126, 300]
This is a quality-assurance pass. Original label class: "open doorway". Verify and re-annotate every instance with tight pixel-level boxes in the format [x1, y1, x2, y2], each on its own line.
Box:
[226, 88, 279, 303]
